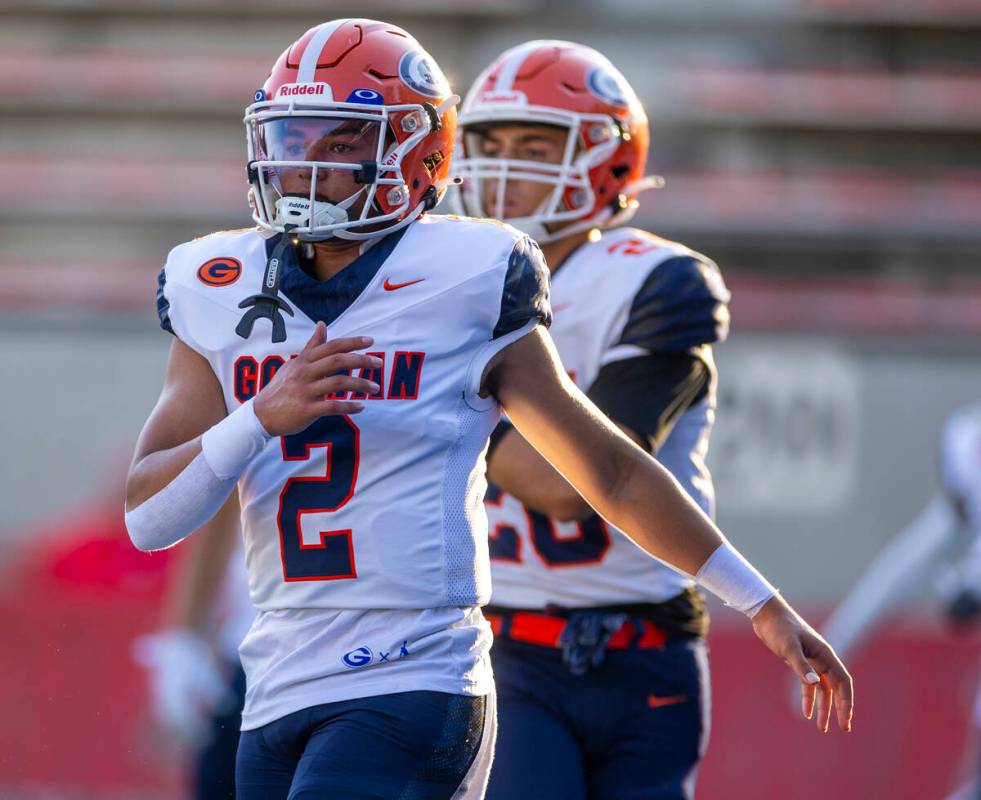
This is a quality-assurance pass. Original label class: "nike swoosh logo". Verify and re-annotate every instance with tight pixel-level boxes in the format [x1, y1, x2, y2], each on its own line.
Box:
[551, 303, 572, 313]
[384, 277, 425, 291]
[647, 694, 688, 709]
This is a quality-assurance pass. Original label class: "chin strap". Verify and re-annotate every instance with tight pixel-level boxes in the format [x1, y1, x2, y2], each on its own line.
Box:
[435, 174, 463, 193]
[235, 231, 296, 344]
[624, 174, 666, 194]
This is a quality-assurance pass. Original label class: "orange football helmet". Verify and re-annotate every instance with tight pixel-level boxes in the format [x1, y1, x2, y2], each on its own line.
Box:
[456, 40, 660, 242]
[245, 18, 458, 241]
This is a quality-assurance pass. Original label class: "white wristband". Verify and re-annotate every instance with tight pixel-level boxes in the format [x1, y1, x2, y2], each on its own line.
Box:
[200, 398, 272, 480]
[695, 542, 777, 618]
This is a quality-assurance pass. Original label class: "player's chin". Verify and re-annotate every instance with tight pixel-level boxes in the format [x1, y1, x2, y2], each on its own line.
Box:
[496, 200, 535, 219]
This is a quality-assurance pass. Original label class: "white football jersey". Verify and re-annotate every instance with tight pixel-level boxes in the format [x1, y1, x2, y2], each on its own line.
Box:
[821, 403, 981, 723]
[941, 403, 981, 528]
[940, 403, 981, 677]
[157, 214, 550, 727]
[214, 538, 256, 662]
[487, 227, 730, 608]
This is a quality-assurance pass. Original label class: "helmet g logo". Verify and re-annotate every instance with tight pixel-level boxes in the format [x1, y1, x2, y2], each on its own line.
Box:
[398, 50, 449, 98]
[586, 66, 629, 108]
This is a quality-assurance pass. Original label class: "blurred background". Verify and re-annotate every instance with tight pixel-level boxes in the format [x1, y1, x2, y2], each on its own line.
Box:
[1, 0, 979, 797]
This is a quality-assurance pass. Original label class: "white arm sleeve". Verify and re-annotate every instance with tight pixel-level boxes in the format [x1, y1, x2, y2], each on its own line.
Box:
[821, 495, 955, 661]
[125, 453, 238, 552]
[125, 399, 270, 552]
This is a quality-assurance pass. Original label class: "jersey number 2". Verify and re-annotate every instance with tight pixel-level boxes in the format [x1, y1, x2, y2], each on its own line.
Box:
[278, 415, 359, 582]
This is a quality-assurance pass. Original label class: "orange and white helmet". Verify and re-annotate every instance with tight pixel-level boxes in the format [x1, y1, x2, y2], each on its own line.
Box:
[456, 40, 659, 243]
[245, 18, 458, 241]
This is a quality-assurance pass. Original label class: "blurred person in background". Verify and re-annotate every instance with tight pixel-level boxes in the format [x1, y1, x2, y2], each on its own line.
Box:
[455, 40, 727, 800]
[135, 496, 253, 800]
[124, 16, 851, 799]
[821, 403, 981, 800]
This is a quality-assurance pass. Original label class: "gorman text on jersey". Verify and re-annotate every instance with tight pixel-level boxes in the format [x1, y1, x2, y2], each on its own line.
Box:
[233, 350, 427, 403]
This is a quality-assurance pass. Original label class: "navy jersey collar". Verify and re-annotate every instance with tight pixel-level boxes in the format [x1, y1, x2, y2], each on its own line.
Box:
[271, 227, 409, 326]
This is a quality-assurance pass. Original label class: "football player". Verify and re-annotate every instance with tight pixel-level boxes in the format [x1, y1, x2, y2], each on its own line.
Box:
[134, 496, 252, 799]
[124, 19, 852, 800]
[820, 403, 981, 800]
[454, 40, 730, 799]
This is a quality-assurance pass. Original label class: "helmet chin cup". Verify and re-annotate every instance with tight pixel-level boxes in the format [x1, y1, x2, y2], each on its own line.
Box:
[273, 191, 364, 240]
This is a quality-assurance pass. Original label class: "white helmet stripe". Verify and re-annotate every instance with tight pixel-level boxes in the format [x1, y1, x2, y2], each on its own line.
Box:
[494, 41, 544, 92]
[297, 18, 351, 83]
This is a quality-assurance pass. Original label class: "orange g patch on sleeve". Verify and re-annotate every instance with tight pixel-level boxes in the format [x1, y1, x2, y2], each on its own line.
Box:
[197, 257, 243, 287]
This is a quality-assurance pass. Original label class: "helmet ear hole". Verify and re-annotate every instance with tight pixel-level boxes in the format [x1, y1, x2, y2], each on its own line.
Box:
[610, 164, 630, 180]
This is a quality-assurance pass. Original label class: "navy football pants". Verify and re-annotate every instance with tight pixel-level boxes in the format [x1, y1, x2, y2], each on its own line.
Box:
[193, 663, 246, 799]
[486, 637, 710, 800]
[236, 690, 488, 800]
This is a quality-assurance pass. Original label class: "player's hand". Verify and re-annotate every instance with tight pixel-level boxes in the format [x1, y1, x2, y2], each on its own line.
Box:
[751, 594, 854, 733]
[254, 322, 381, 436]
[133, 628, 235, 746]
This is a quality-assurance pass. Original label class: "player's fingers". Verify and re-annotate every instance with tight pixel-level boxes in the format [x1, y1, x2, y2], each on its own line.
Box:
[805, 639, 854, 732]
[307, 335, 374, 361]
[785, 643, 821, 690]
[814, 674, 832, 733]
[302, 321, 328, 352]
[309, 352, 382, 379]
[832, 667, 854, 732]
[314, 399, 366, 416]
[801, 681, 816, 720]
[784, 643, 826, 727]
[829, 672, 853, 733]
[312, 375, 379, 398]
[816, 654, 854, 733]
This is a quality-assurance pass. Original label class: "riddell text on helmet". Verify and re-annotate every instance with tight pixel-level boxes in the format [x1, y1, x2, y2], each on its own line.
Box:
[276, 83, 331, 98]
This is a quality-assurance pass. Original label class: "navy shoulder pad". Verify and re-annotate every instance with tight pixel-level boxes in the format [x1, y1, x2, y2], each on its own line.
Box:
[156, 266, 174, 335]
[617, 255, 730, 352]
[493, 235, 552, 340]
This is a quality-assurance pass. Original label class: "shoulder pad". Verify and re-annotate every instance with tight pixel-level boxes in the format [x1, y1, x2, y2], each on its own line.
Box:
[156, 228, 264, 347]
[493, 235, 552, 339]
[617, 253, 730, 353]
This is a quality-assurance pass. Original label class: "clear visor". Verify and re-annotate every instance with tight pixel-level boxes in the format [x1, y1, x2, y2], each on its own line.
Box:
[245, 99, 445, 241]
[255, 116, 383, 204]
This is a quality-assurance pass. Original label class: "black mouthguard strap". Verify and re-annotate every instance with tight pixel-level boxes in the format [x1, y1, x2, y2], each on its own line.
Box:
[236, 234, 296, 344]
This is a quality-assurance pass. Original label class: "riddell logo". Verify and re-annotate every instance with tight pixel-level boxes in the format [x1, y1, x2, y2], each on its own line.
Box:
[265, 258, 280, 289]
[479, 90, 527, 105]
[277, 83, 331, 99]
